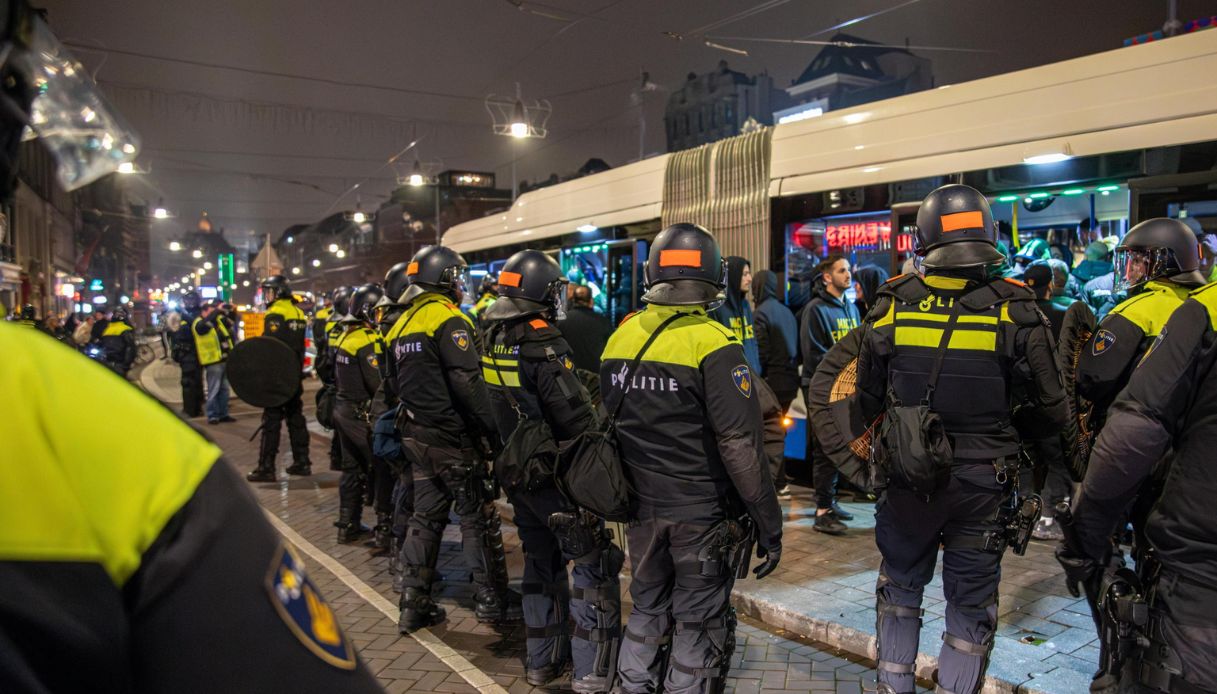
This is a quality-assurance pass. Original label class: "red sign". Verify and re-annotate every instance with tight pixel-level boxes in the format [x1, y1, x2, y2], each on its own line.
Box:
[826, 220, 892, 250]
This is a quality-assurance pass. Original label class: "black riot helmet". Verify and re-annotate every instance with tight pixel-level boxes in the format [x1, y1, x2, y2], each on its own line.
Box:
[380, 262, 411, 306]
[479, 274, 499, 297]
[330, 285, 354, 317]
[346, 283, 384, 323]
[483, 250, 568, 322]
[181, 290, 201, 312]
[399, 245, 470, 304]
[914, 184, 1005, 270]
[19, 303, 35, 320]
[1114, 217, 1207, 292]
[111, 306, 128, 322]
[641, 223, 727, 307]
[260, 274, 293, 303]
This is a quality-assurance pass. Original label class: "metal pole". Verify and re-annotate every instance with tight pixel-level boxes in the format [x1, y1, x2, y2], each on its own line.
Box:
[434, 184, 442, 245]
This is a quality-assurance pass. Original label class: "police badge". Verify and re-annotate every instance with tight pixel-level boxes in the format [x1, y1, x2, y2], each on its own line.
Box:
[265, 544, 355, 670]
[731, 364, 752, 398]
[451, 329, 470, 351]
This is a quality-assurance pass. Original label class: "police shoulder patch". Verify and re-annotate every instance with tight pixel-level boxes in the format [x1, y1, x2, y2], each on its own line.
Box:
[367, 353, 379, 369]
[451, 329, 470, 351]
[266, 543, 356, 670]
[1092, 328, 1117, 356]
[731, 364, 753, 398]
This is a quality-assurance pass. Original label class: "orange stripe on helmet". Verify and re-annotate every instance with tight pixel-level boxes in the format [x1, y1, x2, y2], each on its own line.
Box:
[940, 211, 985, 233]
[406, 261, 419, 275]
[499, 271, 522, 288]
[659, 249, 702, 267]
[529, 319, 548, 329]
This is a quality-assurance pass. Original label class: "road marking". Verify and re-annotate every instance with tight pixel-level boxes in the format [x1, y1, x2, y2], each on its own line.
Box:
[264, 513, 507, 693]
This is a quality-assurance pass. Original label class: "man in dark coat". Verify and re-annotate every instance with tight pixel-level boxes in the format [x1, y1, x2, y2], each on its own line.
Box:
[752, 269, 799, 493]
[799, 255, 860, 535]
[556, 284, 613, 374]
[710, 256, 761, 371]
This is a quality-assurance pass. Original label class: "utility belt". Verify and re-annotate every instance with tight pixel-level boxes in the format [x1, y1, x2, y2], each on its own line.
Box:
[697, 515, 756, 579]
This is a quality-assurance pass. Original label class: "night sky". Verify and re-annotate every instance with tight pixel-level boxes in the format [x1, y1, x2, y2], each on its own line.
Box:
[41, 0, 1197, 265]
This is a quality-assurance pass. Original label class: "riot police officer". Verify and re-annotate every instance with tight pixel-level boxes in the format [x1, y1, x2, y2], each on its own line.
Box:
[1076, 218, 1207, 431]
[247, 275, 312, 481]
[316, 286, 353, 473]
[851, 185, 1070, 694]
[1058, 282, 1217, 693]
[383, 245, 521, 631]
[172, 291, 205, 417]
[331, 284, 392, 545]
[375, 261, 415, 589]
[15, 303, 47, 332]
[99, 306, 136, 377]
[482, 250, 622, 691]
[468, 273, 498, 331]
[605, 223, 782, 694]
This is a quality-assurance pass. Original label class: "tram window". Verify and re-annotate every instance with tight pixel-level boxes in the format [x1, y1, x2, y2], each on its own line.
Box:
[786, 211, 908, 311]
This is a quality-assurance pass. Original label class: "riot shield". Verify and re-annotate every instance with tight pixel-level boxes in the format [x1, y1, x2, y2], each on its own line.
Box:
[227, 336, 300, 408]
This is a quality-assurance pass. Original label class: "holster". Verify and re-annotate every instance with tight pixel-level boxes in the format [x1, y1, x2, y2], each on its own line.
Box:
[697, 517, 755, 579]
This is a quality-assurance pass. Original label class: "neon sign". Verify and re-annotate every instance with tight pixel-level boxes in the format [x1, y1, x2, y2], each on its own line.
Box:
[823, 219, 912, 252]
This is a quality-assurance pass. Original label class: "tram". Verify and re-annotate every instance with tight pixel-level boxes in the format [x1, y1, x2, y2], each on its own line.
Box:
[443, 29, 1217, 470]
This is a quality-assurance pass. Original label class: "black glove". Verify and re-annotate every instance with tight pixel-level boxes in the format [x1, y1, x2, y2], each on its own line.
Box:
[753, 543, 781, 580]
[1055, 542, 1101, 599]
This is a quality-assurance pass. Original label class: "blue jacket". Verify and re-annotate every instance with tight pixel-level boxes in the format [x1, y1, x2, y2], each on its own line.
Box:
[751, 270, 799, 400]
[799, 284, 860, 387]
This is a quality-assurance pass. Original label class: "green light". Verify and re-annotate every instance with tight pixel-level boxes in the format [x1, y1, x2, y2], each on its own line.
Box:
[996, 195, 1019, 203]
[1028, 192, 1050, 199]
[1061, 188, 1086, 196]
[1096, 184, 1120, 192]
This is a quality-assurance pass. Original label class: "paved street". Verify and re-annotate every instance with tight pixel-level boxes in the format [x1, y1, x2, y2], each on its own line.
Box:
[146, 361, 929, 693]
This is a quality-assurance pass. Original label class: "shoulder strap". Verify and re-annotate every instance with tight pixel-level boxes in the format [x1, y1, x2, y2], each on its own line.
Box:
[923, 297, 963, 407]
[879, 274, 931, 305]
[607, 312, 685, 428]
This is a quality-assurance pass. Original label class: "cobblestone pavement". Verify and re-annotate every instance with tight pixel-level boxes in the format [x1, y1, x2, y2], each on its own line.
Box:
[171, 367, 930, 694]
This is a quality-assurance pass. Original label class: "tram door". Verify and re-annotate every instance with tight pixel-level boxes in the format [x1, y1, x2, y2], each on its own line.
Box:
[560, 239, 647, 325]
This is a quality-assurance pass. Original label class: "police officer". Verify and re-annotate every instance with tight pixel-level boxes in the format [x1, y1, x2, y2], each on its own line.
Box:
[332, 284, 393, 546]
[1057, 282, 1217, 693]
[172, 291, 205, 417]
[1076, 218, 1207, 438]
[247, 275, 312, 481]
[482, 250, 622, 691]
[851, 185, 1069, 694]
[605, 223, 782, 694]
[316, 286, 353, 473]
[99, 306, 137, 377]
[193, 299, 234, 424]
[375, 261, 415, 590]
[467, 273, 498, 330]
[15, 303, 47, 333]
[0, 2, 380, 687]
[383, 245, 521, 630]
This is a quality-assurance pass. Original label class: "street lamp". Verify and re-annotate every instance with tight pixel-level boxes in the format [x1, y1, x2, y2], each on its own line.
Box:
[408, 159, 426, 187]
[335, 249, 346, 259]
[311, 259, 321, 268]
[203, 261, 213, 270]
[169, 241, 181, 252]
[192, 249, 203, 259]
[328, 243, 339, 253]
[152, 197, 170, 219]
[510, 99, 529, 138]
[291, 267, 302, 275]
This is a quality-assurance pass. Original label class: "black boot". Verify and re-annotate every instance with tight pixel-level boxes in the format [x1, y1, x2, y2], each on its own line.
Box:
[246, 467, 276, 483]
[335, 489, 370, 544]
[474, 585, 524, 624]
[285, 460, 312, 476]
[369, 514, 393, 552]
[527, 660, 569, 687]
[399, 587, 446, 632]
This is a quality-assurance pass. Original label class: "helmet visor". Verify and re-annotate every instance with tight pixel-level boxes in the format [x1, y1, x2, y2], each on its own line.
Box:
[11, 17, 140, 190]
[1113, 247, 1171, 293]
[452, 266, 471, 302]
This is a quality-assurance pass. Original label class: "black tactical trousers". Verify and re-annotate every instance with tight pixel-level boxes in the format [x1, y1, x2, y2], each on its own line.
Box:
[399, 439, 509, 597]
[874, 467, 1003, 694]
[333, 402, 392, 527]
[180, 363, 204, 418]
[257, 387, 309, 469]
[619, 513, 737, 694]
[509, 485, 622, 683]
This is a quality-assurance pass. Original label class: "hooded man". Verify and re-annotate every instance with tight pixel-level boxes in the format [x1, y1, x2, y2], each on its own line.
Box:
[800, 255, 861, 534]
[751, 270, 799, 408]
[852, 264, 890, 316]
[710, 256, 761, 372]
